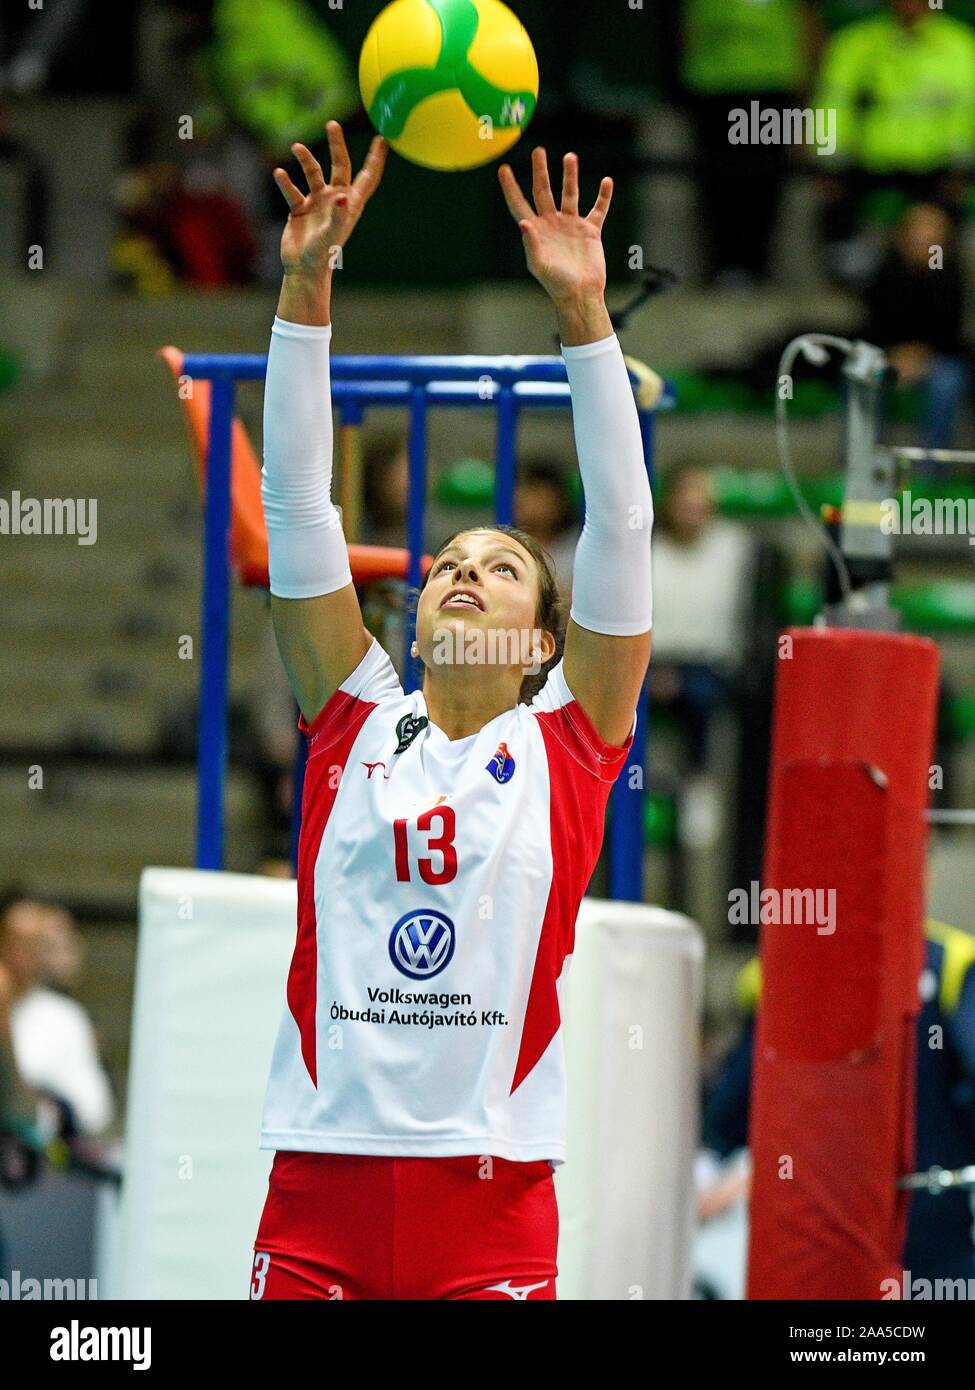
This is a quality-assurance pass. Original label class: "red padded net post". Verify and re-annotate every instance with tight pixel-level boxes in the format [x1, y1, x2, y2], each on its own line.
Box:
[747, 627, 940, 1300]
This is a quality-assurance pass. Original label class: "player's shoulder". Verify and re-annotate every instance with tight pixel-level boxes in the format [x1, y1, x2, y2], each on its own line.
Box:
[527, 658, 634, 783]
[301, 637, 407, 752]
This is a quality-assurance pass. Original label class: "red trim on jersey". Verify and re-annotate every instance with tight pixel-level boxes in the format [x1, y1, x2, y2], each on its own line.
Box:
[509, 702, 633, 1094]
[290, 688, 378, 1087]
[299, 681, 378, 748]
[539, 688, 635, 782]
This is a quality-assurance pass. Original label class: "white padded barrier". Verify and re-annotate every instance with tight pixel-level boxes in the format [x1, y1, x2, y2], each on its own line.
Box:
[113, 869, 702, 1300]
[557, 900, 703, 1300]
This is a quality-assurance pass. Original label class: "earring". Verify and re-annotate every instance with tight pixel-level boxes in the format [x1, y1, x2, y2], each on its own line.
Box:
[411, 641, 419, 659]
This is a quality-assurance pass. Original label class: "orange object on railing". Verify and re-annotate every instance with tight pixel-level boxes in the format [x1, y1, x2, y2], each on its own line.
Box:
[158, 345, 430, 589]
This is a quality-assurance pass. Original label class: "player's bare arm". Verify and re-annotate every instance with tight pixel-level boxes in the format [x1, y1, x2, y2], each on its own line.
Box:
[499, 147, 653, 748]
[267, 122, 388, 724]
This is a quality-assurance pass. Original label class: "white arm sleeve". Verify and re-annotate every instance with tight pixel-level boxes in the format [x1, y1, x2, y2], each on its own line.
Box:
[563, 333, 654, 636]
[260, 315, 353, 600]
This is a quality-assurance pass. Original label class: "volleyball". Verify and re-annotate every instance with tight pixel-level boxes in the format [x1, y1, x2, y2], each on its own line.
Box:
[358, 0, 538, 171]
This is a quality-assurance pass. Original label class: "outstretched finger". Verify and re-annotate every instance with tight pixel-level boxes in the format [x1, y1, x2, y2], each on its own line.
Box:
[326, 121, 353, 186]
[498, 162, 534, 224]
[561, 152, 579, 216]
[273, 166, 305, 212]
[587, 175, 614, 229]
[291, 142, 327, 194]
[352, 134, 389, 201]
[531, 146, 557, 214]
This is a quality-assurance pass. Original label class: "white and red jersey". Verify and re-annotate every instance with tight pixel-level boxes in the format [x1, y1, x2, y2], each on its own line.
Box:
[259, 638, 634, 1167]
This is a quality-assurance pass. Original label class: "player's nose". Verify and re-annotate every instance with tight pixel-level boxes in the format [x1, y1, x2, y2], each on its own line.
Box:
[454, 556, 482, 582]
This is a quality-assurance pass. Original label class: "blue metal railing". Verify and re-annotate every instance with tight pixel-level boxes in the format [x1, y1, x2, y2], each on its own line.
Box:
[180, 351, 671, 900]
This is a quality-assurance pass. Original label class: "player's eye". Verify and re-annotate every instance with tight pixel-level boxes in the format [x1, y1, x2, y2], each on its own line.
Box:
[496, 562, 517, 575]
[435, 558, 457, 573]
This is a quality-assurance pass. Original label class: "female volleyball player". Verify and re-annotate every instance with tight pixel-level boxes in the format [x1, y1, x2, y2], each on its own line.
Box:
[250, 122, 653, 1301]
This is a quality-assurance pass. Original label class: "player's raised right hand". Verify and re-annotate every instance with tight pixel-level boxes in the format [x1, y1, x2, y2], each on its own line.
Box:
[274, 121, 387, 277]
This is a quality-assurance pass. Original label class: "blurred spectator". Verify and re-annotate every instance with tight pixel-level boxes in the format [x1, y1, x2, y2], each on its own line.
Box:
[649, 464, 754, 771]
[361, 434, 410, 550]
[680, 0, 817, 285]
[40, 906, 85, 990]
[863, 202, 969, 455]
[113, 134, 259, 292]
[0, 948, 32, 1280]
[815, 0, 975, 283]
[514, 457, 580, 599]
[0, 932, 36, 1149]
[0, 894, 115, 1141]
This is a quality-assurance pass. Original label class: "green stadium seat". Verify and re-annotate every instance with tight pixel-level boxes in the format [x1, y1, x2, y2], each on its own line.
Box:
[945, 692, 975, 741]
[643, 790, 677, 849]
[436, 457, 494, 508]
[712, 472, 975, 522]
[0, 351, 20, 392]
[893, 582, 975, 633]
[779, 577, 975, 634]
[781, 576, 823, 627]
[712, 470, 842, 519]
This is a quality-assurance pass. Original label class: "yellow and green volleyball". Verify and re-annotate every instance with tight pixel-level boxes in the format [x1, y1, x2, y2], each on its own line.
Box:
[359, 0, 538, 172]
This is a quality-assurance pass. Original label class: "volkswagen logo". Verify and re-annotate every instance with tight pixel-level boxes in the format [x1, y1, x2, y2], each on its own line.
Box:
[389, 908, 455, 980]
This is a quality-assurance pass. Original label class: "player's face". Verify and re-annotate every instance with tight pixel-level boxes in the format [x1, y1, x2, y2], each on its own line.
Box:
[416, 530, 544, 676]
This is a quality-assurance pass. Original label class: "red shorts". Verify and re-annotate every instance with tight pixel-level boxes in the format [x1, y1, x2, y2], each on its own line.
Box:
[250, 1150, 559, 1301]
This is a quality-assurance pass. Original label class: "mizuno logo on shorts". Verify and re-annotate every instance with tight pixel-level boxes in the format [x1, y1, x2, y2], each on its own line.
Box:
[483, 1278, 550, 1300]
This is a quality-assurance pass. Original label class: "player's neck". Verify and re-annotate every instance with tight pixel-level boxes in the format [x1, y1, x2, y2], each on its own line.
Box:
[421, 666, 522, 742]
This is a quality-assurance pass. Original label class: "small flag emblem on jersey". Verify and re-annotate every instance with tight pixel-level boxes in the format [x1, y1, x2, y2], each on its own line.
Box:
[486, 741, 516, 784]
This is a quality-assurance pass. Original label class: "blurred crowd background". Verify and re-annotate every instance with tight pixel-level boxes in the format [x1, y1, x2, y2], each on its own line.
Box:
[1, 0, 975, 1297]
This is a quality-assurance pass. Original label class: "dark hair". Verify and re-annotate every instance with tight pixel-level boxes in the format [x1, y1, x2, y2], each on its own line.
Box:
[415, 524, 564, 704]
[0, 884, 28, 919]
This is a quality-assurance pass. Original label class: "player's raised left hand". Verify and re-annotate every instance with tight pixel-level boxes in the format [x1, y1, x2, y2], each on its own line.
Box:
[498, 147, 612, 306]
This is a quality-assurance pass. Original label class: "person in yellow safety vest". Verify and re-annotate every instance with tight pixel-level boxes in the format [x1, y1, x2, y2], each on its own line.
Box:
[814, 0, 975, 282]
[205, 0, 358, 159]
[702, 919, 975, 1284]
[679, 0, 820, 286]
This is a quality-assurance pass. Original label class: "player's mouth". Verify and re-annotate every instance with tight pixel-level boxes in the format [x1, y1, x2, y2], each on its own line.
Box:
[440, 587, 485, 612]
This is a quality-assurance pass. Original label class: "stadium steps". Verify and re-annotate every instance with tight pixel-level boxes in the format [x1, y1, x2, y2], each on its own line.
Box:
[0, 701, 168, 760]
[0, 763, 266, 916]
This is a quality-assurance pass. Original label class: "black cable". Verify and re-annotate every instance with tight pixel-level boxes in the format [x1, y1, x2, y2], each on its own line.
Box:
[551, 264, 678, 348]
